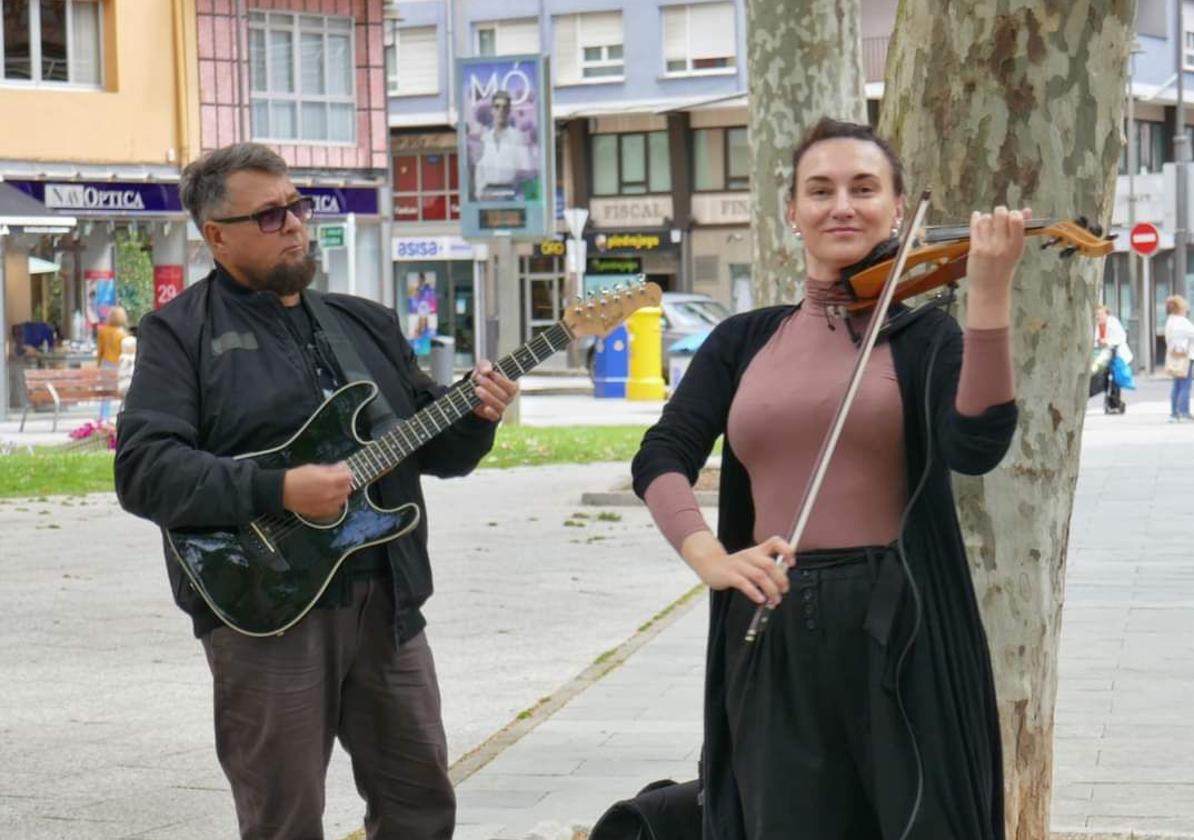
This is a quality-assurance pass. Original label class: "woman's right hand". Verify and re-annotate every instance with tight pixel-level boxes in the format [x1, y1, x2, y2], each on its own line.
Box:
[681, 532, 795, 605]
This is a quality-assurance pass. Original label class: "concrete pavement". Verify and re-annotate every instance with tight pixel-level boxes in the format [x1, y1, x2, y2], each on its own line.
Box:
[0, 463, 692, 839]
[449, 375, 1194, 839]
[2, 375, 1192, 838]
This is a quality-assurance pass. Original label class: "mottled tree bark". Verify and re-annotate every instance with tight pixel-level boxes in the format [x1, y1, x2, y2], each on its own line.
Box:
[747, 0, 866, 305]
[878, 3, 1136, 837]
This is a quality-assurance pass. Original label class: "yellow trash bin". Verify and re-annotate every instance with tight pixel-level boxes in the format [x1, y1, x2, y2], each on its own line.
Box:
[626, 306, 666, 401]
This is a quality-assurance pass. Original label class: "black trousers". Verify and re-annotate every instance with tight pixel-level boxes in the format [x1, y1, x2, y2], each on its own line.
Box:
[200, 575, 454, 840]
[722, 546, 955, 840]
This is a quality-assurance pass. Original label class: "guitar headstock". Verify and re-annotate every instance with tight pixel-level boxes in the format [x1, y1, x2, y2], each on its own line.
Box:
[563, 281, 663, 337]
[1036, 217, 1115, 258]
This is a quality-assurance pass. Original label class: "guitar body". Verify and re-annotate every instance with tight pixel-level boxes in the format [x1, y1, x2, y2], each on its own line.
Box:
[166, 381, 420, 637]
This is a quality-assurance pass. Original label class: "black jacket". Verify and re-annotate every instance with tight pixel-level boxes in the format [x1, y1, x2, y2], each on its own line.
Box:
[632, 304, 1017, 840]
[115, 266, 496, 640]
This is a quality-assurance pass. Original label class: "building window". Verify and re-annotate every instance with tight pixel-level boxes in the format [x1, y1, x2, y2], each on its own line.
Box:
[1119, 120, 1166, 175]
[662, 2, 736, 75]
[249, 11, 355, 143]
[692, 127, 749, 191]
[591, 132, 670, 196]
[553, 11, 623, 84]
[474, 18, 539, 57]
[394, 151, 460, 222]
[1, 0, 102, 86]
[387, 24, 439, 97]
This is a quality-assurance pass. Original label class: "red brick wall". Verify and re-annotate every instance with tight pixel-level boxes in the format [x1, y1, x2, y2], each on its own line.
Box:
[196, 0, 387, 173]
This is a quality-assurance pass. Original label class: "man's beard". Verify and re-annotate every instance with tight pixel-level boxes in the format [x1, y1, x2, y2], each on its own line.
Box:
[246, 253, 317, 297]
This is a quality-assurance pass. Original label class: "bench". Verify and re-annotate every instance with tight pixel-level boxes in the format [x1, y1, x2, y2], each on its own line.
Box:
[19, 367, 121, 432]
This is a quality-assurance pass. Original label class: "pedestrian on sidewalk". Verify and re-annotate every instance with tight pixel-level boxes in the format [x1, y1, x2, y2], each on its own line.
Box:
[1163, 295, 1194, 421]
[632, 117, 1026, 840]
[114, 143, 517, 840]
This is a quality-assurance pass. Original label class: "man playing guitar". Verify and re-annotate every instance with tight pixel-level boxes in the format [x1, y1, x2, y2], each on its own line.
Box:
[115, 142, 515, 839]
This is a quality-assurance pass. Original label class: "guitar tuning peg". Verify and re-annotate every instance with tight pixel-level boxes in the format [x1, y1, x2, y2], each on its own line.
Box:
[1040, 236, 1062, 250]
[1076, 215, 1088, 229]
[1090, 224, 1104, 237]
[1060, 246, 1078, 258]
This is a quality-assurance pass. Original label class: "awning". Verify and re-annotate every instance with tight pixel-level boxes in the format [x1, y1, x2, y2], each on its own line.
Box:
[0, 181, 77, 229]
[28, 256, 59, 274]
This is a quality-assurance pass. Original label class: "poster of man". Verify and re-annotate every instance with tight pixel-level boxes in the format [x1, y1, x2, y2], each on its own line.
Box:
[406, 271, 438, 356]
[461, 58, 543, 203]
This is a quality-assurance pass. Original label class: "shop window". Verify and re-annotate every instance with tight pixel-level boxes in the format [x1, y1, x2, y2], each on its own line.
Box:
[1, 0, 102, 86]
[249, 11, 355, 143]
[590, 131, 670, 196]
[387, 24, 438, 96]
[661, 2, 736, 76]
[692, 126, 750, 191]
[552, 11, 623, 84]
[394, 151, 460, 222]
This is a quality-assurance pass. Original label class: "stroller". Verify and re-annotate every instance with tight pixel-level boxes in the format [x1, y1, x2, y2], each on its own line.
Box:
[1090, 345, 1127, 414]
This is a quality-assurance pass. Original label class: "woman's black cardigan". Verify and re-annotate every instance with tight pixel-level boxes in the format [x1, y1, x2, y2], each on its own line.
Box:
[631, 304, 1017, 840]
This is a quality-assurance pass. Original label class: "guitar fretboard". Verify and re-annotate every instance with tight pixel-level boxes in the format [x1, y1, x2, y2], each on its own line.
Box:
[344, 321, 573, 488]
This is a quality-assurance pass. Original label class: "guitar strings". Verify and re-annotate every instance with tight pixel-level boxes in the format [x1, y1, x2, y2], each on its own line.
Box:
[251, 323, 574, 543]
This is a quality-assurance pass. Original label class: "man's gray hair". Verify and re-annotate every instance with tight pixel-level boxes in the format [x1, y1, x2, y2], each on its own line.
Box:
[179, 143, 289, 228]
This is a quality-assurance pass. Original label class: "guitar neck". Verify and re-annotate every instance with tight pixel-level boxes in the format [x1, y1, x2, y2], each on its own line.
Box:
[344, 321, 574, 487]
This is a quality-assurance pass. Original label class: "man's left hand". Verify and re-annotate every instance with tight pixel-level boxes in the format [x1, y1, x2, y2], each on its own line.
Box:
[471, 359, 517, 422]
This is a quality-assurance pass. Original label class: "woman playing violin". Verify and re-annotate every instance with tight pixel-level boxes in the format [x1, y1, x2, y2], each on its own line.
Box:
[631, 117, 1028, 840]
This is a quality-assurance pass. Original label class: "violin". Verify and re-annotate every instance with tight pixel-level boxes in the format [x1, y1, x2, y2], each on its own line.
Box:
[837, 218, 1115, 313]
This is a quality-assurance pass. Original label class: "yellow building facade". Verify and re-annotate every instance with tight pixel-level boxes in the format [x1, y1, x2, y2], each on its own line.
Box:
[1, 0, 200, 416]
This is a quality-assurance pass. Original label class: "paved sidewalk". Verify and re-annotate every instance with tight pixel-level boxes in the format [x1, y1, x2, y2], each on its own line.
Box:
[453, 377, 1194, 839]
[0, 463, 692, 839]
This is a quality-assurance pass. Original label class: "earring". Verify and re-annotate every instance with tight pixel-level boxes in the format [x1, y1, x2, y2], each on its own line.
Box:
[791, 226, 802, 238]
[891, 221, 902, 237]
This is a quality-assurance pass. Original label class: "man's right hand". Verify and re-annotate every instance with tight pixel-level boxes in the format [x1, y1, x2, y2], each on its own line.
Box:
[282, 463, 353, 520]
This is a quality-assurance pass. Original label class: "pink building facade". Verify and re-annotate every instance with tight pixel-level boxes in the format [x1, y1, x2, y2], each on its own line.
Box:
[192, 0, 391, 303]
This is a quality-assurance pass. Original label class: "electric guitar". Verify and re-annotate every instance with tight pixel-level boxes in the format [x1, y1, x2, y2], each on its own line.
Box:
[166, 282, 662, 637]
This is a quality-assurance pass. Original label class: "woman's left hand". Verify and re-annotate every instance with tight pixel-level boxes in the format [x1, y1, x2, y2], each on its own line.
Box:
[966, 206, 1031, 329]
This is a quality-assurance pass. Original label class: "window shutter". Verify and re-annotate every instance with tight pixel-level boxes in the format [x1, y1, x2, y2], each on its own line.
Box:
[499, 18, 540, 54]
[662, 7, 686, 65]
[396, 26, 439, 96]
[552, 15, 579, 84]
[577, 11, 623, 49]
[689, 2, 735, 61]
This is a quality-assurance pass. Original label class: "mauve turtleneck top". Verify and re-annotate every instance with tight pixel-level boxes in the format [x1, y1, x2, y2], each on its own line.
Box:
[643, 278, 1013, 552]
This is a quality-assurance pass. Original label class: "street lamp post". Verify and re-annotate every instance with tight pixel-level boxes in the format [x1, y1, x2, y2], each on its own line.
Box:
[1176, 1, 1190, 362]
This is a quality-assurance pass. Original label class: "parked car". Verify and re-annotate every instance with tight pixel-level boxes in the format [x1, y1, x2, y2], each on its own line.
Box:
[583, 291, 731, 381]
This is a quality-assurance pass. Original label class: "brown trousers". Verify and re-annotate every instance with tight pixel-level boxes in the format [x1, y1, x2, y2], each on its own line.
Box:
[201, 576, 454, 840]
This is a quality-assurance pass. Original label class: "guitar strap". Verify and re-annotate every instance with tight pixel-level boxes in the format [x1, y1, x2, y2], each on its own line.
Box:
[303, 289, 400, 435]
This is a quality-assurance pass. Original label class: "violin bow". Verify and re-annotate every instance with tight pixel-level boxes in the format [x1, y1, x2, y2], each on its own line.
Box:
[744, 190, 934, 643]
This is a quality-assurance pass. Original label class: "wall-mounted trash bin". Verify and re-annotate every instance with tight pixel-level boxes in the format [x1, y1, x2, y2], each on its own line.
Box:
[593, 323, 629, 398]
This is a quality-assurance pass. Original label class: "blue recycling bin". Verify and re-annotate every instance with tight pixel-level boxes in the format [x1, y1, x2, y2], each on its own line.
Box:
[593, 323, 629, 398]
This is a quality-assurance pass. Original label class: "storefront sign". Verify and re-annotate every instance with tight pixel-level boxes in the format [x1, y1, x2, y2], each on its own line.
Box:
[534, 238, 566, 257]
[587, 256, 642, 274]
[301, 187, 379, 217]
[691, 192, 750, 226]
[319, 225, 346, 249]
[587, 232, 666, 252]
[154, 265, 184, 309]
[392, 132, 456, 153]
[393, 236, 484, 261]
[589, 196, 674, 228]
[9, 180, 182, 214]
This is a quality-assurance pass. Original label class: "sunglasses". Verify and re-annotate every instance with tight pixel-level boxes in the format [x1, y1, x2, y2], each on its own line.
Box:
[211, 196, 315, 233]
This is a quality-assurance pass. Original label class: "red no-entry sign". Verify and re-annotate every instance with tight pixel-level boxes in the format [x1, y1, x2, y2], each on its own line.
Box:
[1129, 222, 1160, 257]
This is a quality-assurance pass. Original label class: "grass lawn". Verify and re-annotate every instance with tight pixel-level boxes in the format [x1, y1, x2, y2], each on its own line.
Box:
[0, 426, 662, 500]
